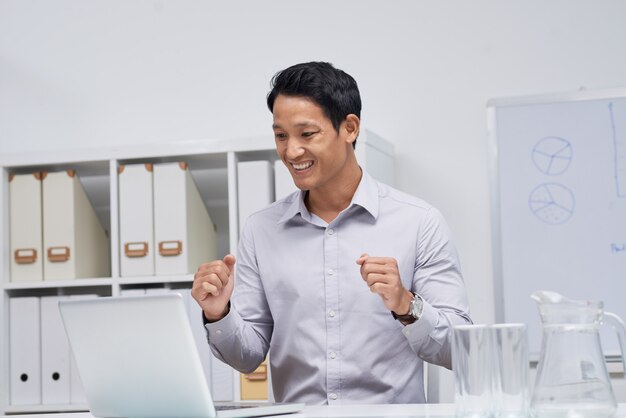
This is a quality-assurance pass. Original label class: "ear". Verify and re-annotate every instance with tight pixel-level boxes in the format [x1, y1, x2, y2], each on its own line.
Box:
[343, 114, 360, 145]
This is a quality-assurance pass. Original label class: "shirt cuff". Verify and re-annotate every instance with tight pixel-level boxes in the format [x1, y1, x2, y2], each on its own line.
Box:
[204, 305, 240, 340]
[400, 297, 437, 347]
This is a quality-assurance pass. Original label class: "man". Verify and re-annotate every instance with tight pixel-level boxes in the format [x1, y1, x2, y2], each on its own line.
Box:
[192, 62, 471, 404]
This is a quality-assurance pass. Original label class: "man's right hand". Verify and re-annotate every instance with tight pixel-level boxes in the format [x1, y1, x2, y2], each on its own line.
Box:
[191, 254, 236, 322]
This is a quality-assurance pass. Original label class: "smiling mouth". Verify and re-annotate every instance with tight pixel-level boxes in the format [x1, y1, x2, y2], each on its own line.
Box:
[291, 161, 313, 171]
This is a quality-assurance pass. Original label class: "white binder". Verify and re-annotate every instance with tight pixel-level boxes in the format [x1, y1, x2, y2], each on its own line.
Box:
[69, 354, 85, 405]
[9, 173, 44, 282]
[40, 296, 70, 404]
[172, 287, 234, 401]
[9, 297, 41, 406]
[153, 162, 216, 275]
[211, 351, 235, 402]
[119, 288, 146, 297]
[273, 160, 298, 201]
[42, 170, 110, 280]
[237, 161, 274, 231]
[68, 294, 98, 405]
[145, 287, 170, 295]
[118, 163, 155, 277]
[177, 289, 214, 394]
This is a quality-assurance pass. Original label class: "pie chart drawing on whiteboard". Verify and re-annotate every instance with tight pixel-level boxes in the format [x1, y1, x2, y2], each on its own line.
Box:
[532, 136, 573, 176]
[528, 183, 575, 225]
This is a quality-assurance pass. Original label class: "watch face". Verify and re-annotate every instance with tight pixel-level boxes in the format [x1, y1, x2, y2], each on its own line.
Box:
[411, 296, 424, 319]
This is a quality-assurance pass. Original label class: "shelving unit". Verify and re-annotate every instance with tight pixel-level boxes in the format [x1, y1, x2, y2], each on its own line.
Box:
[0, 131, 394, 414]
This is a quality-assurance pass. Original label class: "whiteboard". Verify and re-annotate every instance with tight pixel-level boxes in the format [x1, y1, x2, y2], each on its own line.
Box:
[488, 88, 626, 357]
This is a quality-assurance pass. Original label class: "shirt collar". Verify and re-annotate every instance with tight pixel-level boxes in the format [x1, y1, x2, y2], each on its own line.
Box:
[351, 170, 380, 220]
[278, 190, 308, 224]
[278, 169, 380, 224]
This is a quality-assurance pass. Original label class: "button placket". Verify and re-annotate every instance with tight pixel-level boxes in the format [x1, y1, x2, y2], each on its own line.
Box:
[324, 224, 340, 402]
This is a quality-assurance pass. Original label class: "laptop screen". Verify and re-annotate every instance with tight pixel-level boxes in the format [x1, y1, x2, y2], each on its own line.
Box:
[60, 294, 222, 418]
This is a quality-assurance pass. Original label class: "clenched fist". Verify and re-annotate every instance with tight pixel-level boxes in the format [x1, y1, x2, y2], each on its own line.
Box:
[356, 253, 412, 315]
[191, 254, 236, 321]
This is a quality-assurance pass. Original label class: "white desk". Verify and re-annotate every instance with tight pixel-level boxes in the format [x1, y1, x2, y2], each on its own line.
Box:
[304, 404, 455, 417]
[3, 404, 626, 418]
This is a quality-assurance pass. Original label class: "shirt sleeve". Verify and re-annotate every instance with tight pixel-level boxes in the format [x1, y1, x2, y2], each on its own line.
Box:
[401, 206, 472, 369]
[204, 220, 274, 374]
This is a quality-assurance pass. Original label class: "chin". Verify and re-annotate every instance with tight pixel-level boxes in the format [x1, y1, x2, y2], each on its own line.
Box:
[293, 180, 313, 191]
[291, 172, 318, 191]
[293, 182, 308, 191]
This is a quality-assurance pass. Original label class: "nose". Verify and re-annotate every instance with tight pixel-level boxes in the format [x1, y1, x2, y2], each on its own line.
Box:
[285, 139, 305, 160]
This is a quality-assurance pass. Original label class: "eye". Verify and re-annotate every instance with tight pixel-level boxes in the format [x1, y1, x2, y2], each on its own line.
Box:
[274, 132, 287, 140]
[302, 131, 317, 138]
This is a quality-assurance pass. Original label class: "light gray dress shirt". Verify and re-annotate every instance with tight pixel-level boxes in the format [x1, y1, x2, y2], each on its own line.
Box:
[205, 171, 471, 404]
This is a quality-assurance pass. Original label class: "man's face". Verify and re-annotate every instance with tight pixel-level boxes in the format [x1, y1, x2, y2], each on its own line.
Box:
[272, 94, 355, 192]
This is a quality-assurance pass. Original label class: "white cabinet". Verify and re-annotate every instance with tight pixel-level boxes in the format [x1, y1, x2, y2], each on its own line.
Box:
[0, 131, 394, 414]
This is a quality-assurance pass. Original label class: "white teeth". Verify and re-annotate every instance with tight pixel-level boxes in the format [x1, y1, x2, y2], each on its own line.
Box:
[292, 161, 313, 170]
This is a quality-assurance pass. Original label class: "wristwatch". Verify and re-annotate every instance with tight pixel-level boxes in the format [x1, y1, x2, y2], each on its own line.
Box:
[392, 292, 424, 325]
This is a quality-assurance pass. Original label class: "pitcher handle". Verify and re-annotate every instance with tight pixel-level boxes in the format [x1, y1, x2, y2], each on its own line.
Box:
[604, 311, 626, 379]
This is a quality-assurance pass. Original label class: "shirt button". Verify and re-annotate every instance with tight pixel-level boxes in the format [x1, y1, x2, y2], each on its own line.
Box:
[329, 351, 337, 359]
[329, 393, 338, 400]
[327, 269, 334, 276]
[327, 228, 335, 235]
[215, 329, 222, 335]
[328, 310, 336, 318]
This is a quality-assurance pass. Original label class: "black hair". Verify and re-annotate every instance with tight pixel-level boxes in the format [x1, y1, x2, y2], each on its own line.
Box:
[267, 62, 361, 147]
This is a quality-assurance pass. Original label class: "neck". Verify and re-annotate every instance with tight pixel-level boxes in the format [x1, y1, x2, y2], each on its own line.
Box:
[306, 158, 362, 223]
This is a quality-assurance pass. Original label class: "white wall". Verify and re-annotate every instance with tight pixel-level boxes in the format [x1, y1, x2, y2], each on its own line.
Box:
[2, 0, 626, 401]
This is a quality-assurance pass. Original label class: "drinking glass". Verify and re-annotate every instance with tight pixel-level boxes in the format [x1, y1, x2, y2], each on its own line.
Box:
[452, 324, 530, 418]
[492, 324, 529, 418]
[452, 325, 494, 418]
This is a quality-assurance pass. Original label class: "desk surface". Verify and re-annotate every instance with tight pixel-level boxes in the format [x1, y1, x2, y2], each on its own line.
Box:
[1, 404, 449, 418]
[2, 404, 626, 418]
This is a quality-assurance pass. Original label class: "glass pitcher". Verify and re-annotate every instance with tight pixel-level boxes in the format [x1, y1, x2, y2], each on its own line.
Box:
[531, 291, 626, 418]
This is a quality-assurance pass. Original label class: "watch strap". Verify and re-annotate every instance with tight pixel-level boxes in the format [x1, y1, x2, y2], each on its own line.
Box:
[391, 292, 418, 324]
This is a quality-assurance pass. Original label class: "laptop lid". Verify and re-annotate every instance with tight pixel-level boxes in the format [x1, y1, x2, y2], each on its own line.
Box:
[59, 294, 303, 418]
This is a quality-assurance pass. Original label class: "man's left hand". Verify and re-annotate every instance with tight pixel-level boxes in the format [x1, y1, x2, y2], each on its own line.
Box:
[356, 253, 413, 314]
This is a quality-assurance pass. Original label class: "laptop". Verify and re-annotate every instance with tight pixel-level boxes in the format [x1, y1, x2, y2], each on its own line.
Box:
[58, 294, 304, 418]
